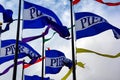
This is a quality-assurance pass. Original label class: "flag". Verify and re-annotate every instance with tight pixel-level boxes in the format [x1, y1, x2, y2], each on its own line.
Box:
[72, 0, 80, 5]
[22, 1, 70, 42]
[45, 50, 72, 74]
[0, 4, 13, 33]
[3, 9, 13, 23]
[75, 12, 120, 39]
[96, 0, 120, 6]
[24, 75, 50, 80]
[23, 1, 62, 29]
[0, 39, 41, 64]
[0, 4, 13, 22]
[0, 4, 4, 12]
[22, 21, 70, 42]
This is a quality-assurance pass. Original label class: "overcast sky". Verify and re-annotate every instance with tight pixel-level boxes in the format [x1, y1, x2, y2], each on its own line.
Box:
[0, 0, 120, 80]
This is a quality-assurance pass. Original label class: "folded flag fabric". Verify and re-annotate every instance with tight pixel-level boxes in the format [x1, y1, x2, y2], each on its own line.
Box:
[75, 12, 120, 39]
[22, 22, 70, 42]
[45, 50, 72, 74]
[0, 4, 13, 33]
[0, 39, 41, 64]
[2, 9, 13, 23]
[25, 75, 50, 80]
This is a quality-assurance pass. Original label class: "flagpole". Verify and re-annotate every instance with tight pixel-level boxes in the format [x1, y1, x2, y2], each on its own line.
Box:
[70, 0, 76, 80]
[41, 36, 45, 80]
[0, 22, 2, 56]
[12, 0, 22, 80]
[22, 60, 25, 80]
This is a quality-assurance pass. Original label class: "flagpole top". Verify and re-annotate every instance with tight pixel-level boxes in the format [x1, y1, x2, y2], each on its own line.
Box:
[0, 22, 2, 26]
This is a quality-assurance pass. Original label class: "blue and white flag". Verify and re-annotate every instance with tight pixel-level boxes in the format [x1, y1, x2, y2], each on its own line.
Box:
[25, 75, 50, 80]
[0, 4, 13, 33]
[75, 12, 120, 39]
[0, 39, 41, 64]
[23, 1, 62, 29]
[22, 1, 70, 41]
[45, 50, 72, 74]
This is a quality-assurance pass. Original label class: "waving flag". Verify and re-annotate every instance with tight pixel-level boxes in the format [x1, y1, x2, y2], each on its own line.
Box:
[75, 12, 120, 39]
[0, 4, 13, 33]
[22, 21, 70, 42]
[45, 50, 72, 74]
[23, 1, 62, 29]
[22, 1, 70, 42]
[0, 39, 41, 64]
[0, 4, 4, 12]
[25, 75, 50, 80]
[96, 0, 120, 6]
[72, 0, 80, 5]
[2, 9, 13, 23]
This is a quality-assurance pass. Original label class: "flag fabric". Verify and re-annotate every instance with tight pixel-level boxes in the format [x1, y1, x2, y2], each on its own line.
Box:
[2, 9, 13, 23]
[23, 1, 62, 29]
[0, 4, 13, 23]
[45, 50, 72, 74]
[22, 1, 70, 42]
[96, 0, 120, 6]
[0, 4, 4, 12]
[24, 75, 50, 80]
[62, 58, 73, 69]
[1, 22, 11, 33]
[72, 0, 80, 5]
[47, 21, 70, 39]
[24, 57, 45, 69]
[0, 39, 41, 64]
[22, 21, 70, 42]
[0, 4, 13, 33]
[75, 12, 120, 39]
[76, 48, 120, 58]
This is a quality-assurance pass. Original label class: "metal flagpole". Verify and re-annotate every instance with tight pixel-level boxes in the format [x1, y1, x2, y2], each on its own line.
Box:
[69, 0, 76, 80]
[12, 0, 22, 80]
[22, 60, 25, 80]
[0, 22, 2, 56]
[41, 36, 45, 80]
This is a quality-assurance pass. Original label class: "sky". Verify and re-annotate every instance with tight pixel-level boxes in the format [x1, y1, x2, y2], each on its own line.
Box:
[0, 0, 120, 80]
